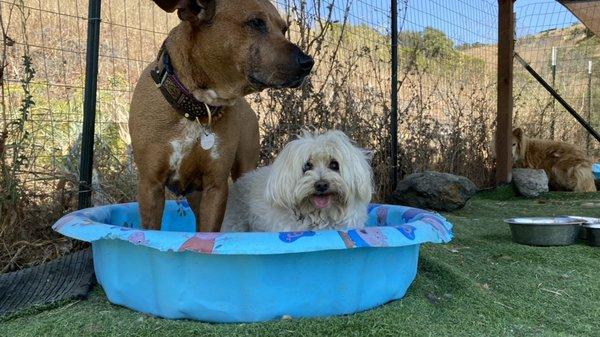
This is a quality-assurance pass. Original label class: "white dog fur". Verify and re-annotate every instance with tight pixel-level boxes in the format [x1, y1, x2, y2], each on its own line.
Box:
[220, 130, 373, 232]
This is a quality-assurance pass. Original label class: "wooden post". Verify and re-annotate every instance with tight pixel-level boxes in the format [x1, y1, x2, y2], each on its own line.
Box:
[495, 0, 515, 185]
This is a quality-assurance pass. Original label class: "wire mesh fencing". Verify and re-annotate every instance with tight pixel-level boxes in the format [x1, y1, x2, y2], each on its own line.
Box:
[515, 0, 600, 157]
[394, 0, 498, 187]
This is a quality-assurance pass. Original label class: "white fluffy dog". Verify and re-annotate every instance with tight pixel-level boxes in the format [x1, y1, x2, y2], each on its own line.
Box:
[220, 130, 373, 232]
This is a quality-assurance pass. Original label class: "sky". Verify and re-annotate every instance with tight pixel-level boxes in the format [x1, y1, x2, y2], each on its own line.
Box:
[275, 0, 581, 46]
[400, 0, 580, 45]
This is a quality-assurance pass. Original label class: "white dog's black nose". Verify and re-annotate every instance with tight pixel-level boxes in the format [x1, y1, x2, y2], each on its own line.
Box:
[314, 180, 329, 193]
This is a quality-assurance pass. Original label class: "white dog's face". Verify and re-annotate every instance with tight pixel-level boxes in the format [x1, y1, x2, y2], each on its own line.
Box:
[265, 130, 373, 222]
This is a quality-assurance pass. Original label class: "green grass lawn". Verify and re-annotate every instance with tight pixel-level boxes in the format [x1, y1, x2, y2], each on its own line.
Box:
[2, 188, 600, 337]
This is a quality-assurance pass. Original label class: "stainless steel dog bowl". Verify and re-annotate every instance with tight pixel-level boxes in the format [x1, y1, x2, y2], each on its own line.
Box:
[504, 217, 585, 246]
[583, 224, 600, 247]
[565, 216, 600, 241]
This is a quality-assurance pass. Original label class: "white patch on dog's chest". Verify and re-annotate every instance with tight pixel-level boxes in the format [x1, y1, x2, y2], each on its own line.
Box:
[169, 120, 219, 179]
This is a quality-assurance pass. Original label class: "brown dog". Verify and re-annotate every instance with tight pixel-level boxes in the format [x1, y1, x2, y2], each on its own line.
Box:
[512, 128, 596, 192]
[130, 0, 314, 231]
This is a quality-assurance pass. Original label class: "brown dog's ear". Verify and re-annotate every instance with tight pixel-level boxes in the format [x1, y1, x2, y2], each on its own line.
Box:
[152, 0, 180, 12]
[152, 0, 215, 25]
[512, 127, 523, 140]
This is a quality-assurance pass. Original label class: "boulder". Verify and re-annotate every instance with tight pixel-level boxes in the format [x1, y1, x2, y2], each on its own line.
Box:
[512, 168, 549, 197]
[389, 171, 478, 211]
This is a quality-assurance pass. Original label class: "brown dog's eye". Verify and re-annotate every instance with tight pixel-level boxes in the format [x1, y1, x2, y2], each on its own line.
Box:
[246, 18, 268, 33]
[329, 160, 339, 171]
[302, 161, 313, 173]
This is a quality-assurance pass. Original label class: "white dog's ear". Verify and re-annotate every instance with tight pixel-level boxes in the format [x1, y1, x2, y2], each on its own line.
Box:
[362, 149, 374, 164]
[264, 141, 301, 209]
[337, 137, 373, 204]
[354, 148, 374, 202]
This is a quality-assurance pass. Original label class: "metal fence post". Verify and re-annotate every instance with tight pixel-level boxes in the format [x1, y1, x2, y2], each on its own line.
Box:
[78, 0, 102, 209]
[550, 46, 557, 139]
[587, 60, 592, 153]
[390, 0, 398, 191]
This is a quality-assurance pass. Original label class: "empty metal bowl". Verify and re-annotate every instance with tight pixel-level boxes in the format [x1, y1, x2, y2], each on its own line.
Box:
[504, 217, 585, 246]
[583, 224, 600, 247]
[564, 216, 600, 241]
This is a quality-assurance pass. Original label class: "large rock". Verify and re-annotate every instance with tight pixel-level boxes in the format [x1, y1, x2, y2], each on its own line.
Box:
[512, 168, 549, 197]
[389, 171, 478, 211]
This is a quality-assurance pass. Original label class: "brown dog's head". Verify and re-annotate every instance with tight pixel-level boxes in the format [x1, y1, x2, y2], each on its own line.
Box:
[512, 128, 527, 163]
[153, 0, 314, 97]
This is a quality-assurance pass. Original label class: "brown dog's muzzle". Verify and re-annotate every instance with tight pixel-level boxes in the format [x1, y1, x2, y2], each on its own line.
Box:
[248, 43, 314, 90]
[277, 45, 314, 88]
[291, 45, 315, 81]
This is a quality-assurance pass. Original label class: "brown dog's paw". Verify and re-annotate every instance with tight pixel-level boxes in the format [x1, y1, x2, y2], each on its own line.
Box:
[192, 89, 237, 107]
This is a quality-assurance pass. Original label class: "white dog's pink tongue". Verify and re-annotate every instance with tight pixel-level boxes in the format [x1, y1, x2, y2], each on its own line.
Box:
[313, 195, 332, 209]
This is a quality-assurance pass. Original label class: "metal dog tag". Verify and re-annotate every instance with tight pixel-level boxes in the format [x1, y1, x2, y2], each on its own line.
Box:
[200, 129, 215, 150]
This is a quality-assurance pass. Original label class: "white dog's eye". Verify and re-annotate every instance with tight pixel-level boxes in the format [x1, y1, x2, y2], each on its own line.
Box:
[329, 160, 339, 171]
[302, 161, 313, 173]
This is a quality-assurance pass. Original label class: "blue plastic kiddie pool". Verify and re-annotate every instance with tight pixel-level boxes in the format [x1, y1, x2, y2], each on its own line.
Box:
[53, 201, 453, 322]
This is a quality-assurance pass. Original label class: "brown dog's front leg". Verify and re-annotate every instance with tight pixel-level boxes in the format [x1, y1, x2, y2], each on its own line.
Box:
[138, 178, 165, 230]
[197, 180, 228, 232]
[186, 190, 203, 230]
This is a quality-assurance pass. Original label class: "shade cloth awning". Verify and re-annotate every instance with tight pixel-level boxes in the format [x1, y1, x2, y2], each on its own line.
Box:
[559, 0, 600, 37]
